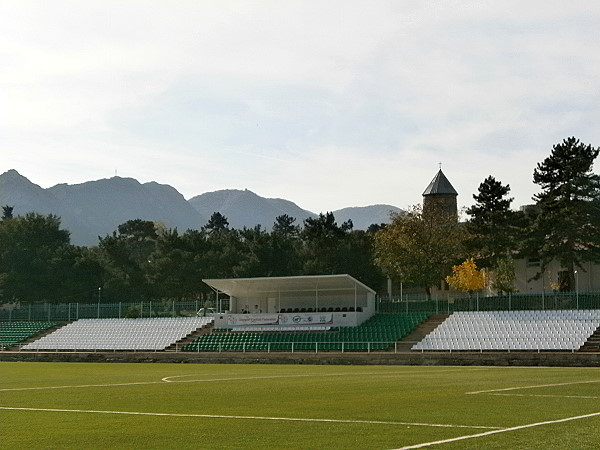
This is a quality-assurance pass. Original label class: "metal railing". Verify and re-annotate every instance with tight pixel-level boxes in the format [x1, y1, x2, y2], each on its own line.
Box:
[377, 291, 600, 314]
[0, 300, 218, 322]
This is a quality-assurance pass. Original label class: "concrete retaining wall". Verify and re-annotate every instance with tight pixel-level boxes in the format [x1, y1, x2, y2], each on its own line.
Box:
[2, 350, 600, 367]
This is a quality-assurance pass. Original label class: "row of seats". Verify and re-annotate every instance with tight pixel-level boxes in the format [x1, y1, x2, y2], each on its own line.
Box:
[0, 321, 57, 349]
[184, 313, 429, 352]
[22, 317, 213, 351]
[278, 307, 363, 313]
[413, 310, 600, 351]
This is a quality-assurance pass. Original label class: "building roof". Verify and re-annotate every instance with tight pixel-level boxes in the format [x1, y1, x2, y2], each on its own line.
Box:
[422, 169, 458, 196]
[202, 274, 375, 298]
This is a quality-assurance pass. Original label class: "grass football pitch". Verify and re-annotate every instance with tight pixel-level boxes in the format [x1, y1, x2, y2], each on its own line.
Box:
[1, 362, 599, 449]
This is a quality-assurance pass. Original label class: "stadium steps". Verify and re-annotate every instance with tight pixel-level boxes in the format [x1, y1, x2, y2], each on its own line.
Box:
[397, 315, 449, 352]
[578, 326, 600, 352]
[4, 322, 68, 350]
[164, 321, 214, 352]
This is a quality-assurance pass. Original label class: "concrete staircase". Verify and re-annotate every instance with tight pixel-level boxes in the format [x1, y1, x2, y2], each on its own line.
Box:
[396, 314, 449, 352]
[165, 321, 214, 352]
[578, 326, 600, 353]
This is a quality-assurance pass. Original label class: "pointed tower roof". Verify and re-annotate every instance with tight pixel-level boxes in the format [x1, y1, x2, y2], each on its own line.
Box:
[422, 169, 458, 196]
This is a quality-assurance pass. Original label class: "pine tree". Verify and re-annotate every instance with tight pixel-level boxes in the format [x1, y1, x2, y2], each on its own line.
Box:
[530, 137, 600, 289]
[466, 176, 526, 272]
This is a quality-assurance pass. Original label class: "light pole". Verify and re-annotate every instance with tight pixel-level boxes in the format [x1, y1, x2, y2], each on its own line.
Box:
[574, 270, 579, 309]
[97, 287, 102, 318]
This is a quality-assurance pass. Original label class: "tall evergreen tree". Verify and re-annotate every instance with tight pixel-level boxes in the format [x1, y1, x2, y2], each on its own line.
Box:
[2, 205, 14, 220]
[301, 212, 346, 275]
[271, 215, 302, 276]
[530, 137, 600, 289]
[204, 212, 229, 233]
[466, 176, 525, 269]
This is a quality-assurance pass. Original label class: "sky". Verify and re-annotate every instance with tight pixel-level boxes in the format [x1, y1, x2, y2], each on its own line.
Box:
[1, 1, 599, 214]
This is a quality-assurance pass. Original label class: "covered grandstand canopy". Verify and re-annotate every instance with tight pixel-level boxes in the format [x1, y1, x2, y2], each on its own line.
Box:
[202, 274, 375, 298]
[203, 274, 376, 317]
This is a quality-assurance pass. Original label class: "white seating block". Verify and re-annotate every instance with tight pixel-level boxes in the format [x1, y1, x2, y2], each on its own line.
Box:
[23, 317, 213, 351]
[412, 310, 600, 352]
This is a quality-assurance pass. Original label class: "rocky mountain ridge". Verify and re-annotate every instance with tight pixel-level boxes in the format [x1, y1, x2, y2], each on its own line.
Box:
[0, 170, 402, 246]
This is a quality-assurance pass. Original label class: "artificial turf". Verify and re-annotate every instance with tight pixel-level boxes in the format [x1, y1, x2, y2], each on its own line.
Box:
[1, 362, 599, 449]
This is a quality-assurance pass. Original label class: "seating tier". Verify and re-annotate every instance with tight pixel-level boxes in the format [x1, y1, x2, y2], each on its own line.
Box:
[1, 321, 58, 349]
[22, 317, 213, 351]
[184, 313, 429, 352]
[413, 310, 600, 351]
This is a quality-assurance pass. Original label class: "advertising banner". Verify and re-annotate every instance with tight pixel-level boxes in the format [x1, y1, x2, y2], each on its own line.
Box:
[226, 313, 334, 327]
[278, 313, 333, 325]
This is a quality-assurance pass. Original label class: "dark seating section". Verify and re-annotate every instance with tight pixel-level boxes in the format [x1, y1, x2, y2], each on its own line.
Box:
[0, 321, 57, 349]
[183, 313, 429, 352]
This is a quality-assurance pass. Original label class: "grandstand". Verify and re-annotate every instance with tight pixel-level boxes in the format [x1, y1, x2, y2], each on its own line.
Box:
[21, 317, 212, 351]
[204, 274, 376, 330]
[2, 275, 599, 355]
[2, 309, 600, 354]
[412, 310, 600, 351]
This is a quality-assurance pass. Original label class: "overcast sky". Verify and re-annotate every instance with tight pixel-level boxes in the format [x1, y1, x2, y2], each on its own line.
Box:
[2, 1, 599, 213]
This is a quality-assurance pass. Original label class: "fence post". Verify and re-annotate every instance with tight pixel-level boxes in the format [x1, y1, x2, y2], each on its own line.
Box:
[542, 293, 545, 310]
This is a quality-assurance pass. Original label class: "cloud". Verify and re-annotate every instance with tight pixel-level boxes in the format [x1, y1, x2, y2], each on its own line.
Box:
[1, 1, 599, 213]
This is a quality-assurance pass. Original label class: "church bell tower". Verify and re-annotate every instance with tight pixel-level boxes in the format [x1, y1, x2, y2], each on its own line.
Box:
[422, 169, 458, 216]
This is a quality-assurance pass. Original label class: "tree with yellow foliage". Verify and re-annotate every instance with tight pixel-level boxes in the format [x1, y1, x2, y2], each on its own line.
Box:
[445, 258, 486, 294]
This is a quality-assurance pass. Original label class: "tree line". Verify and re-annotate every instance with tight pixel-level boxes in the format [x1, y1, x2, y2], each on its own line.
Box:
[0, 208, 385, 304]
[1, 137, 598, 304]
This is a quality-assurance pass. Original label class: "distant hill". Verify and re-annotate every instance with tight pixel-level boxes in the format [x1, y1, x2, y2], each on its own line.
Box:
[332, 205, 403, 230]
[0, 170, 403, 246]
[47, 176, 204, 245]
[188, 189, 316, 230]
[1, 171, 205, 246]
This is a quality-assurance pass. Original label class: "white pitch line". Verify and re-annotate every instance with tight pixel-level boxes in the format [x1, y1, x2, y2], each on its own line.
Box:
[160, 368, 489, 384]
[0, 381, 167, 392]
[0, 368, 487, 392]
[487, 393, 600, 399]
[467, 379, 600, 395]
[0, 406, 502, 429]
[395, 411, 600, 449]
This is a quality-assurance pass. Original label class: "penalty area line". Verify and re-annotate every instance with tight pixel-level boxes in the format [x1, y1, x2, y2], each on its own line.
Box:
[467, 379, 600, 395]
[0, 406, 501, 429]
[395, 411, 600, 449]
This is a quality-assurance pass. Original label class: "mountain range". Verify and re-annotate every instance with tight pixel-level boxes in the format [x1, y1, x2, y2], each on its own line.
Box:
[0, 170, 402, 246]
